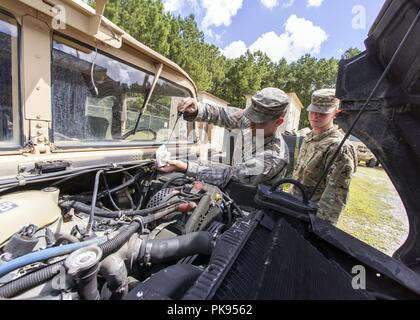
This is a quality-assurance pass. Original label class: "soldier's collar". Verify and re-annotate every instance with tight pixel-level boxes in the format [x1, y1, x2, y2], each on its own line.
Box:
[264, 135, 275, 146]
[307, 126, 337, 142]
[250, 134, 275, 147]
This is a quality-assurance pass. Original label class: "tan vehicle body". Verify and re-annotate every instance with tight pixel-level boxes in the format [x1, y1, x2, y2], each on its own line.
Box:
[0, 0, 198, 183]
[349, 137, 378, 167]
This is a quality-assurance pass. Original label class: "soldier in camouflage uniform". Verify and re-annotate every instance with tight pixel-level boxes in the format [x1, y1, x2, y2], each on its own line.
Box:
[290, 89, 357, 225]
[158, 88, 290, 188]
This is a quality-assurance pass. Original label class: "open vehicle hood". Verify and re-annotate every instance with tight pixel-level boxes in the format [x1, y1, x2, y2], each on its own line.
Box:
[336, 0, 420, 267]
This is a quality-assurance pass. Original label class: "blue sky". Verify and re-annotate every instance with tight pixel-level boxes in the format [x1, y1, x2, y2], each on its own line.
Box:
[163, 0, 386, 61]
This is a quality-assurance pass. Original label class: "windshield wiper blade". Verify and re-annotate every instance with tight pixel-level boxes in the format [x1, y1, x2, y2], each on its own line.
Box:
[122, 63, 164, 139]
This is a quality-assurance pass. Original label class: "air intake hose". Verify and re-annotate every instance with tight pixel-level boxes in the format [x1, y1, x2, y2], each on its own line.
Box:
[139, 232, 213, 264]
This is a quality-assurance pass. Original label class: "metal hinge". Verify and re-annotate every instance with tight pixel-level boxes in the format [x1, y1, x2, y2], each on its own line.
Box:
[23, 138, 56, 155]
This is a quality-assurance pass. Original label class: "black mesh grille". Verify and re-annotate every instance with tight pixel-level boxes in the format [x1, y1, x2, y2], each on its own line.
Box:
[213, 224, 270, 300]
[146, 188, 175, 208]
[185, 215, 373, 300]
[214, 220, 372, 300]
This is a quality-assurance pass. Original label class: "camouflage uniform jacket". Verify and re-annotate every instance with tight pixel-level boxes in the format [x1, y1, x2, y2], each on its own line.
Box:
[184, 102, 289, 188]
[291, 126, 357, 225]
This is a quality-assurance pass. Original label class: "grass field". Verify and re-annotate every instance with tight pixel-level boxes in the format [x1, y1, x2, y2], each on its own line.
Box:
[337, 166, 409, 256]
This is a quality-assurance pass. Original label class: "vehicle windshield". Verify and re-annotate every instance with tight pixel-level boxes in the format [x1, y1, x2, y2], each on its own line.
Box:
[52, 36, 192, 147]
[0, 12, 19, 148]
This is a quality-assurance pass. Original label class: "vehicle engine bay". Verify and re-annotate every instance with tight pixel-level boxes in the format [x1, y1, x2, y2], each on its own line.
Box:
[1, 159, 420, 301]
[0, 162, 254, 300]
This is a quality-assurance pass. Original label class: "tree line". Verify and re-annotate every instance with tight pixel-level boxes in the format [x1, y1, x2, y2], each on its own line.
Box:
[89, 0, 361, 128]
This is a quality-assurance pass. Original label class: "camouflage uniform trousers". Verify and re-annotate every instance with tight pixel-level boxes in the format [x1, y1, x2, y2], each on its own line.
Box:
[290, 126, 358, 225]
[184, 102, 289, 188]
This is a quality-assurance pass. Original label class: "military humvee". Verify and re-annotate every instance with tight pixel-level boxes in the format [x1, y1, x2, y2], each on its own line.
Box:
[1, 0, 420, 301]
[349, 135, 379, 167]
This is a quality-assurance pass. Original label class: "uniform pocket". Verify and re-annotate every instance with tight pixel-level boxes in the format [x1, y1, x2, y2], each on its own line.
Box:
[304, 147, 324, 172]
[300, 149, 326, 186]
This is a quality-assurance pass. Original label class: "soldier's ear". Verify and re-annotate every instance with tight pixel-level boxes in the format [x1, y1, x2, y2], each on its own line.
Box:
[333, 109, 341, 119]
[275, 117, 284, 126]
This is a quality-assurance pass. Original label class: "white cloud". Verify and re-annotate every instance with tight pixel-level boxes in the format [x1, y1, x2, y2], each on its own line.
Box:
[201, 0, 243, 29]
[250, 15, 327, 62]
[163, 0, 243, 38]
[163, 0, 183, 12]
[249, 31, 290, 61]
[223, 15, 328, 62]
[163, 0, 200, 14]
[307, 0, 324, 8]
[260, 0, 279, 9]
[261, 0, 295, 9]
[221, 40, 248, 59]
[283, 0, 295, 7]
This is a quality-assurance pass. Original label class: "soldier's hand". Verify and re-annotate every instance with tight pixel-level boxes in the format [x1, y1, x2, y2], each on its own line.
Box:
[157, 160, 188, 174]
[178, 97, 198, 115]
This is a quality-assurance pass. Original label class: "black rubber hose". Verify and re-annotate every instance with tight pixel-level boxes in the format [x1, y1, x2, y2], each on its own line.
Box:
[140, 232, 213, 264]
[0, 262, 63, 299]
[226, 203, 233, 226]
[101, 173, 121, 211]
[141, 206, 178, 225]
[98, 221, 140, 257]
[95, 171, 143, 198]
[162, 175, 189, 189]
[48, 162, 152, 188]
[0, 221, 142, 299]
[222, 192, 245, 217]
[71, 171, 144, 203]
[60, 199, 181, 218]
[122, 172, 136, 210]
[87, 170, 104, 233]
[54, 234, 80, 245]
[179, 191, 203, 202]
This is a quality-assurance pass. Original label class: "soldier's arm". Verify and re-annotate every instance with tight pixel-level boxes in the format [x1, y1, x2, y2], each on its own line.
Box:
[184, 102, 246, 130]
[317, 144, 357, 225]
[185, 152, 289, 188]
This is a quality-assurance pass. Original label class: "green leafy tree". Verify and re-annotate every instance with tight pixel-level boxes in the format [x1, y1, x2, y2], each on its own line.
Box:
[221, 51, 270, 107]
[286, 55, 338, 128]
[168, 16, 226, 92]
[342, 47, 362, 60]
[87, 0, 345, 130]
[102, 0, 172, 56]
[266, 58, 291, 91]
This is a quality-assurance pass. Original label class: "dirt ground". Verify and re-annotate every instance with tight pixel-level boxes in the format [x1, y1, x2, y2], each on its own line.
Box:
[337, 166, 409, 256]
